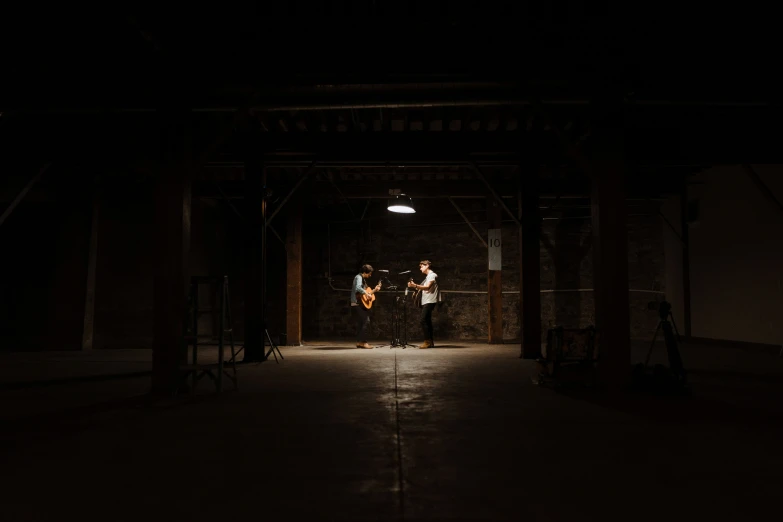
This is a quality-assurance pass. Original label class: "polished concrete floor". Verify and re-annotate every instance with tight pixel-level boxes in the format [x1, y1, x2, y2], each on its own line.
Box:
[1, 340, 782, 521]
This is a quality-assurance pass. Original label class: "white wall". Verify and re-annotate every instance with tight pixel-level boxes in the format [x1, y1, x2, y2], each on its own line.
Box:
[682, 165, 783, 345]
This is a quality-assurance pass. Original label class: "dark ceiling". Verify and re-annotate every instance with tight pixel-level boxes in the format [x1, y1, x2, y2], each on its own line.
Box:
[1, 6, 780, 209]
[2, 6, 780, 109]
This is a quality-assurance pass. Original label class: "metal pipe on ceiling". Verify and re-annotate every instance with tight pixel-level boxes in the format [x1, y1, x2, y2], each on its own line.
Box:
[253, 99, 536, 111]
[201, 99, 773, 112]
[255, 160, 523, 166]
[198, 194, 586, 201]
[215, 160, 702, 170]
[298, 82, 517, 91]
[198, 193, 667, 201]
[210, 161, 527, 169]
[326, 214, 657, 228]
[319, 195, 520, 199]
[10, 99, 769, 114]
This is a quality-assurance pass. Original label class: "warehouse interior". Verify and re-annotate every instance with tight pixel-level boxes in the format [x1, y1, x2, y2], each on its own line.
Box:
[1, 7, 782, 521]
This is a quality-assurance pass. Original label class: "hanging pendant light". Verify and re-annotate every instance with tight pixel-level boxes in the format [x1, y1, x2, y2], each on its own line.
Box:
[387, 194, 416, 214]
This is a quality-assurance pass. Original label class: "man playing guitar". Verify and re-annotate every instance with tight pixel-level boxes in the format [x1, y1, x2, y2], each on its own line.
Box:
[351, 264, 381, 349]
[407, 260, 439, 348]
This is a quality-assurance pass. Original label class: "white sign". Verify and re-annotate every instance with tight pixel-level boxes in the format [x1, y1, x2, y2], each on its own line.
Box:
[488, 228, 501, 271]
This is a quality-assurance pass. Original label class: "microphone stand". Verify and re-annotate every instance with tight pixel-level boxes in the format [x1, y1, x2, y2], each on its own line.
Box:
[376, 274, 417, 349]
[398, 271, 417, 349]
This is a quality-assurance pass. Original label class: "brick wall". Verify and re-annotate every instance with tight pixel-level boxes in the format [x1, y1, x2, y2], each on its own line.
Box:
[301, 204, 665, 342]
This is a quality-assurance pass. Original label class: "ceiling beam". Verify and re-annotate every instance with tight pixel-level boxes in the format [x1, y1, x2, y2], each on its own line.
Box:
[256, 131, 529, 158]
[469, 162, 520, 226]
[194, 177, 684, 200]
[6, 97, 776, 114]
[248, 126, 783, 165]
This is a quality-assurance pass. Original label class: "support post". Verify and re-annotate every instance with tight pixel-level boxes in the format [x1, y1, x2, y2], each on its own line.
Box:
[286, 197, 303, 346]
[681, 178, 692, 338]
[243, 128, 267, 362]
[520, 166, 541, 359]
[152, 111, 192, 396]
[590, 111, 631, 390]
[81, 177, 100, 350]
[487, 195, 503, 343]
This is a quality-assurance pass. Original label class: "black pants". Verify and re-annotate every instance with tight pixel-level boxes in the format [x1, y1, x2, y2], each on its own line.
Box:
[353, 305, 370, 343]
[420, 303, 436, 342]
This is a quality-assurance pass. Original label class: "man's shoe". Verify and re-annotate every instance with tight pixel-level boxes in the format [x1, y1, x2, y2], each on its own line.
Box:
[358, 342, 373, 349]
[419, 340, 433, 349]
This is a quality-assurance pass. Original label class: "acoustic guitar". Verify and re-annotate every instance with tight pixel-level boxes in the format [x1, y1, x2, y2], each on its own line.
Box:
[358, 281, 382, 310]
[409, 278, 422, 308]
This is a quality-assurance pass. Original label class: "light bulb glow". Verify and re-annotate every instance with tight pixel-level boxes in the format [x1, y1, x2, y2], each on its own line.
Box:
[387, 204, 416, 213]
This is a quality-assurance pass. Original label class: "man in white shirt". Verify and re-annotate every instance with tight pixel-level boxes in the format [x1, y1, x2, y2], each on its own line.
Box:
[407, 260, 440, 349]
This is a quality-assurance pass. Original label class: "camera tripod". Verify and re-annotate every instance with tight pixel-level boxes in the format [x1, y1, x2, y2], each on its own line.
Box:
[376, 278, 417, 349]
[645, 301, 686, 382]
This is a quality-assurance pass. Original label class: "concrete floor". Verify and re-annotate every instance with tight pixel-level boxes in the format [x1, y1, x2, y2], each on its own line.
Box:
[1, 340, 783, 521]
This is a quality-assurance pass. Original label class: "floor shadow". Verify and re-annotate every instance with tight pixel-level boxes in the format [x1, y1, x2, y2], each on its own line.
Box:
[310, 344, 473, 350]
[0, 393, 155, 443]
[0, 370, 152, 391]
[311, 346, 368, 350]
[0, 390, 227, 447]
[687, 368, 783, 384]
[551, 384, 783, 426]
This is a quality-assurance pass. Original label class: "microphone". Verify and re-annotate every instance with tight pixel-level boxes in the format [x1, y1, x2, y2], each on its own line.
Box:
[398, 270, 411, 275]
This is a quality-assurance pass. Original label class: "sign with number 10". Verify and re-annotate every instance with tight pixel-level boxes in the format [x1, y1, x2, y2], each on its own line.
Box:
[488, 228, 501, 271]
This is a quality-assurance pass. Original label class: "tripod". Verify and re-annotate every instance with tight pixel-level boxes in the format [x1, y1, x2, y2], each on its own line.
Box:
[645, 301, 686, 382]
[376, 278, 417, 349]
[236, 322, 283, 364]
[264, 323, 284, 363]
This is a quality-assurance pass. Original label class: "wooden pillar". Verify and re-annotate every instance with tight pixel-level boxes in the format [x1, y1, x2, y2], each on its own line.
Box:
[680, 179, 692, 338]
[286, 198, 303, 345]
[243, 129, 267, 362]
[487, 195, 503, 343]
[520, 166, 541, 358]
[152, 111, 192, 396]
[590, 117, 631, 389]
[81, 177, 99, 350]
